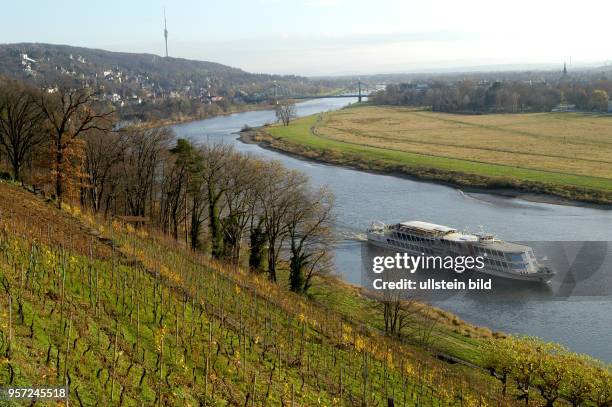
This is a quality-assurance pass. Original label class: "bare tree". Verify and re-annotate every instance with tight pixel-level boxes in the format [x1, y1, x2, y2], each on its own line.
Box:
[159, 155, 187, 238]
[36, 88, 114, 208]
[369, 290, 439, 344]
[175, 141, 207, 251]
[287, 186, 334, 293]
[83, 129, 125, 213]
[257, 161, 308, 282]
[120, 128, 173, 217]
[221, 154, 261, 264]
[0, 79, 46, 181]
[201, 143, 234, 257]
[375, 291, 413, 337]
[160, 140, 192, 239]
[275, 100, 296, 126]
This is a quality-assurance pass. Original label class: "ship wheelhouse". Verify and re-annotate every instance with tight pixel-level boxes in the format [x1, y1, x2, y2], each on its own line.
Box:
[388, 221, 456, 255]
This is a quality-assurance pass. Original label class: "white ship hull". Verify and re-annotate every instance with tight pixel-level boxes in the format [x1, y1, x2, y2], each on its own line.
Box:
[366, 222, 555, 284]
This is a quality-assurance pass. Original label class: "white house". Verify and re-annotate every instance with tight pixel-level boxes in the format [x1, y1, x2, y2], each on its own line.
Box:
[20, 53, 36, 63]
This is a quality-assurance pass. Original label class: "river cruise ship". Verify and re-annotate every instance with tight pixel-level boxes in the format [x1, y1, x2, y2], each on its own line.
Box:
[366, 220, 555, 282]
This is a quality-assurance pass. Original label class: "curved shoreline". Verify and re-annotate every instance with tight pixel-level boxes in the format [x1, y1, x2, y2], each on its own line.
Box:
[238, 127, 612, 210]
[127, 102, 278, 131]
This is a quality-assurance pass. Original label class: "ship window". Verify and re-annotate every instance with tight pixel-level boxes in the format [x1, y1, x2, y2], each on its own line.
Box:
[507, 253, 524, 262]
[511, 263, 528, 270]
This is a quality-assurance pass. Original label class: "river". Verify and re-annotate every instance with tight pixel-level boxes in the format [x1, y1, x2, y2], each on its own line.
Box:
[173, 98, 612, 362]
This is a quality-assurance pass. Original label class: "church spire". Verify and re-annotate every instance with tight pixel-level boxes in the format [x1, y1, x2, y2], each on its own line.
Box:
[563, 61, 567, 76]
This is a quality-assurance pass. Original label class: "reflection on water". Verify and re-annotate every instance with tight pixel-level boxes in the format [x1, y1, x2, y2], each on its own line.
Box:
[360, 242, 612, 302]
[173, 98, 612, 362]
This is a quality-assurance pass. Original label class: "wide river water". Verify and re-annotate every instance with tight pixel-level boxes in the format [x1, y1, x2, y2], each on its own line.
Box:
[173, 98, 612, 362]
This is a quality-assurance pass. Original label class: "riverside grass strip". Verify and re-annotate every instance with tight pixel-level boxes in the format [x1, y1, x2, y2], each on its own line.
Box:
[265, 107, 612, 204]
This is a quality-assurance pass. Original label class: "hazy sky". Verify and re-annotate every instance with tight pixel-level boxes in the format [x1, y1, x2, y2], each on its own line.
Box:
[2, 0, 611, 75]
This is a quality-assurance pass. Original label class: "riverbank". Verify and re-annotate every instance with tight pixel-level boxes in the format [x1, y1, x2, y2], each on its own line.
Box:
[128, 94, 341, 131]
[306, 271, 498, 364]
[239, 127, 611, 209]
[125, 101, 278, 130]
[239, 109, 612, 207]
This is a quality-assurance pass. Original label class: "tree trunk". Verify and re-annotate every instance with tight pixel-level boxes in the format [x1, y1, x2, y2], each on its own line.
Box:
[55, 146, 64, 209]
[267, 248, 277, 282]
[190, 198, 201, 251]
[208, 188, 223, 258]
[11, 158, 20, 182]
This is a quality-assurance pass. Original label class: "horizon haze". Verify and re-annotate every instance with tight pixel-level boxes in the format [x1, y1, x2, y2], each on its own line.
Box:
[2, 0, 612, 76]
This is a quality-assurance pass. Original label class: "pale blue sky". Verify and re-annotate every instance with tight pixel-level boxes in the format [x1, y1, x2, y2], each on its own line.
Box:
[2, 0, 611, 75]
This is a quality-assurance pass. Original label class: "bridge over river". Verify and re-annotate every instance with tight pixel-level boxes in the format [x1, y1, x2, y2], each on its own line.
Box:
[252, 80, 377, 103]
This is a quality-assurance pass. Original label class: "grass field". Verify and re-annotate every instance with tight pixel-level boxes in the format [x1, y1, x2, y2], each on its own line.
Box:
[264, 106, 612, 204]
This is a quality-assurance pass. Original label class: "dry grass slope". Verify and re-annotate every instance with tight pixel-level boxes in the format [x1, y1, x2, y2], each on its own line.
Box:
[264, 106, 612, 204]
[320, 107, 612, 179]
[0, 181, 519, 406]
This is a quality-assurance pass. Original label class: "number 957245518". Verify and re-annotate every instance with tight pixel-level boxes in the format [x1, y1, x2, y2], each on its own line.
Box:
[0, 387, 67, 400]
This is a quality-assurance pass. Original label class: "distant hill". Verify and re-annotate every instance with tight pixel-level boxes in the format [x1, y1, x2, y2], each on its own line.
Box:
[0, 43, 324, 102]
[0, 43, 334, 122]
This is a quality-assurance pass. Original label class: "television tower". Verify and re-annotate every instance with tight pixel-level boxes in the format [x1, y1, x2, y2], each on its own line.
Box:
[163, 8, 169, 57]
